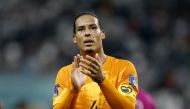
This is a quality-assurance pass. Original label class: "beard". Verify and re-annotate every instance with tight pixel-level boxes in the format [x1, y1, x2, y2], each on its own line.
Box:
[85, 49, 94, 53]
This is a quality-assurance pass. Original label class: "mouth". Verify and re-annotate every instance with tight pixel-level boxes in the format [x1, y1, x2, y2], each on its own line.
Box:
[83, 39, 94, 46]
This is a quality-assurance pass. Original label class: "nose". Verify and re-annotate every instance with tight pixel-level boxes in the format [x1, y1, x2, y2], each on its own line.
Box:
[84, 29, 91, 37]
[85, 33, 91, 37]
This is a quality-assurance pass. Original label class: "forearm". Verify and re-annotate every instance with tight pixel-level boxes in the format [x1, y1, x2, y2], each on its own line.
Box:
[53, 88, 77, 109]
[99, 79, 135, 109]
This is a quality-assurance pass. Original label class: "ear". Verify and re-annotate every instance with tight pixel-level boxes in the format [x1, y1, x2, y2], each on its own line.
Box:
[101, 30, 105, 39]
[73, 34, 77, 43]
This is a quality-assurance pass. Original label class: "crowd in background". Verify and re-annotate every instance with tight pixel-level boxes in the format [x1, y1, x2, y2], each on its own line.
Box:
[0, 0, 189, 109]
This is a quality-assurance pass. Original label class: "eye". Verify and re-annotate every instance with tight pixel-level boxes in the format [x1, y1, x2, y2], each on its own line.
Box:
[91, 26, 97, 30]
[78, 28, 84, 31]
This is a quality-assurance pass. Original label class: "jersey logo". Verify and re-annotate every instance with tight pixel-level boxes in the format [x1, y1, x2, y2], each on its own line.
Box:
[121, 86, 132, 93]
[118, 85, 132, 96]
[129, 75, 136, 88]
[54, 84, 59, 96]
[118, 84, 137, 100]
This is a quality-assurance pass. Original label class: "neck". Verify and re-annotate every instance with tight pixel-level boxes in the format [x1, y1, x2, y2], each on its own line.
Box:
[80, 48, 107, 64]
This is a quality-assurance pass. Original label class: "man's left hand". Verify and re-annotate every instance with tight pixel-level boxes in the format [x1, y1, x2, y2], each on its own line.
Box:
[79, 53, 105, 83]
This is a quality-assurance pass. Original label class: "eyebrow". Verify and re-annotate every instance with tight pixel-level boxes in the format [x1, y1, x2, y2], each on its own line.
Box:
[77, 26, 84, 28]
[89, 24, 97, 27]
[77, 23, 97, 28]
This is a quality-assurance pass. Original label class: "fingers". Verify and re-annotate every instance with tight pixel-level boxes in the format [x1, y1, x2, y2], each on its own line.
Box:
[80, 58, 99, 70]
[95, 53, 101, 63]
[80, 69, 96, 78]
[79, 62, 97, 74]
[72, 54, 81, 68]
[79, 55, 102, 74]
[85, 55, 101, 66]
[76, 54, 81, 64]
[73, 54, 102, 75]
[72, 62, 75, 69]
[72, 54, 104, 83]
[72, 56, 77, 69]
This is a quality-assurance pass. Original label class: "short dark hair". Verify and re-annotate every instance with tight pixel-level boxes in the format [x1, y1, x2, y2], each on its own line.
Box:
[73, 12, 103, 34]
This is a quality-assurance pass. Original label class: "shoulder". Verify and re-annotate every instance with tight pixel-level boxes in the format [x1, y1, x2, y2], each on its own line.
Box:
[54, 64, 73, 87]
[108, 56, 135, 67]
[56, 64, 72, 76]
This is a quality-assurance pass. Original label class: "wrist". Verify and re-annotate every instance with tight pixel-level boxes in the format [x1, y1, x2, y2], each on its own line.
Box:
[97, 75, 105, 84]
[71, 85, 79, 94]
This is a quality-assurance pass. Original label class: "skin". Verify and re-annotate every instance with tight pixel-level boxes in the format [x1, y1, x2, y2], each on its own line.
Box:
[53, 14, 135, 109]
[71, 14, 107, 91]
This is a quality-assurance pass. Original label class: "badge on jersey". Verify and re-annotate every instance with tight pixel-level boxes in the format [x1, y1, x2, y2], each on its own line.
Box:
[118, 84, 136, 100]
[118, 85, 132, 95]
[129, 75, 136, 88]
[54, 84, 59, 96]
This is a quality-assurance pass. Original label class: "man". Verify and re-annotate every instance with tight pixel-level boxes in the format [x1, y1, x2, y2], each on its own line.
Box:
[53, 12, 138, 109]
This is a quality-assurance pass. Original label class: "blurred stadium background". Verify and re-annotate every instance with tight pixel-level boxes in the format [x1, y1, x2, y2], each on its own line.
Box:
[0, 0, 189, 109]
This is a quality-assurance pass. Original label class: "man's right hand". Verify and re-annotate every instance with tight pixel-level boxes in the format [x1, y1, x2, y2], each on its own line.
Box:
[71, 54, 87, 92]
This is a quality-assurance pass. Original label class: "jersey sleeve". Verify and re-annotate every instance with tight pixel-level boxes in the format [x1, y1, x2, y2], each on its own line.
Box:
[99, 60, 138, 109]
[117, 60, 138, 101]
[52, 66, 77, 109]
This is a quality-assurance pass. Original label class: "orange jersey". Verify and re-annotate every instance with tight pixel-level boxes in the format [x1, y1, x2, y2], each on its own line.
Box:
[53, 56, 138, 109]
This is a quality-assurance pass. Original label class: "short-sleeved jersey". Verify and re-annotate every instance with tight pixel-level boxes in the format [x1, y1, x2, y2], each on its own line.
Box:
[53, 56, 138, 109]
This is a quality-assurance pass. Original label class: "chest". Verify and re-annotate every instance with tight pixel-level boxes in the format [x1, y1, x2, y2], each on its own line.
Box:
[74, 78, 111, 109]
